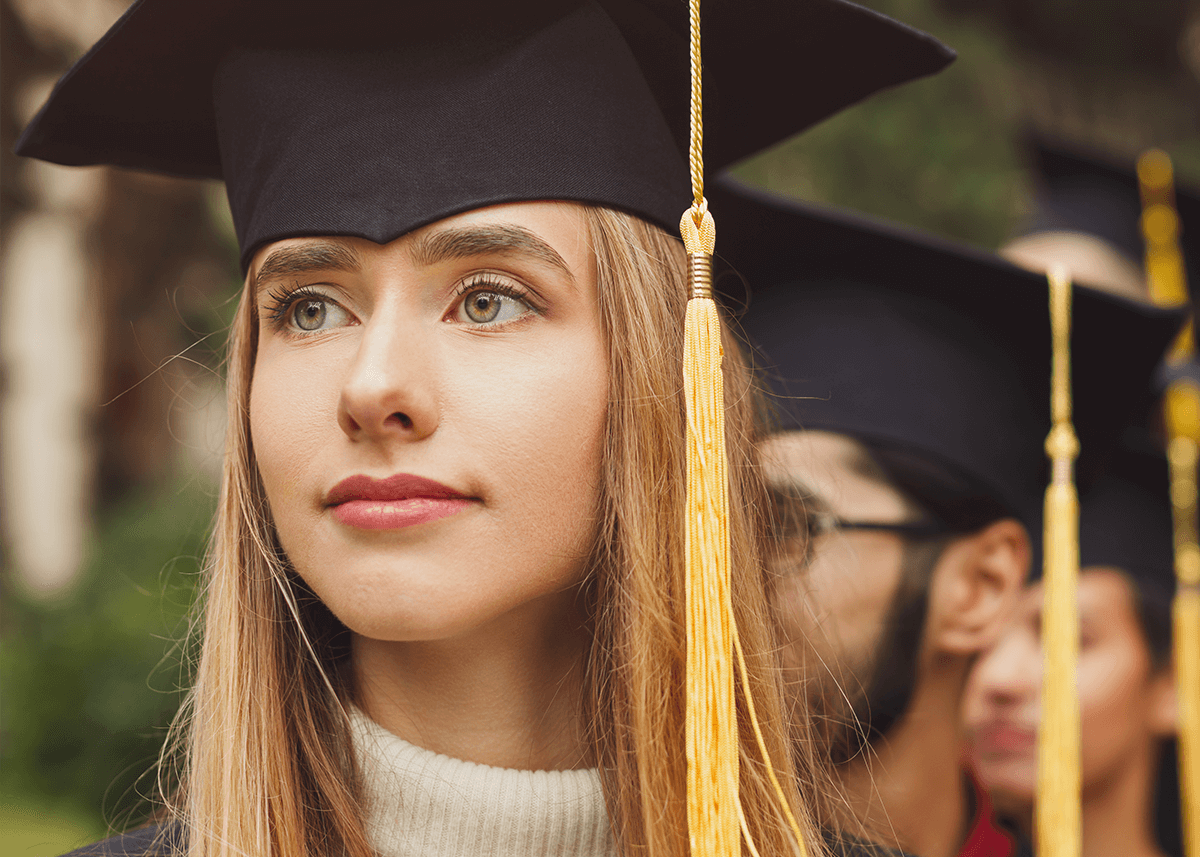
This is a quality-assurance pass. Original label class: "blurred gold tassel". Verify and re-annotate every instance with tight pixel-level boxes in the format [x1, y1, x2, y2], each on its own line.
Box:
[1038, 265, 1082, 857]
[677, 1, 805, 853]
[1139, 148, 1200, 857]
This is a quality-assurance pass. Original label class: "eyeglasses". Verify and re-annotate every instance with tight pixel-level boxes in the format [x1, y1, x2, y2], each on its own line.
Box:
[768, 504, 949, 575]
[767, 487, 949, 552]
[805, 511, 947, 541]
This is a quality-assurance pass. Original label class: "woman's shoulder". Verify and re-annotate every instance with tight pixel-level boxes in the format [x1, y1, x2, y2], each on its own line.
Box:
[60, 823, 182, 857]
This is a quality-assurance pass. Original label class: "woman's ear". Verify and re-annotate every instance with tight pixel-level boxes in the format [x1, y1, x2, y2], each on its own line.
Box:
[1148, 662, 1178, 737]
[927, 518, 1031, 657]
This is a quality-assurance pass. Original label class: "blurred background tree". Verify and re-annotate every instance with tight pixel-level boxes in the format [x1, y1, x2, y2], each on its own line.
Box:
[2, 0, 1198, 854]
[738, 0, 1200, 247]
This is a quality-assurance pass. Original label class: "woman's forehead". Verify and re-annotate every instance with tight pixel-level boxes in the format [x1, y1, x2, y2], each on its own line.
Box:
[248, 203, 591, 283]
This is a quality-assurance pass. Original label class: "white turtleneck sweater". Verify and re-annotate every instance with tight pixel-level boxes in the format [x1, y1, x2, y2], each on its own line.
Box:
[351, 708, 617, 857]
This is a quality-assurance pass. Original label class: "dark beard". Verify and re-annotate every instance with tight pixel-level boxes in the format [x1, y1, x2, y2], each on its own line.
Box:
[826, 537, 948, 765]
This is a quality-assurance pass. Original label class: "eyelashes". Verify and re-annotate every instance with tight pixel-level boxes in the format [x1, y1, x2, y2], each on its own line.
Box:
[263, 283, 329, 326]
[260, 273, 544, 334]
[448, 275, 544, 326]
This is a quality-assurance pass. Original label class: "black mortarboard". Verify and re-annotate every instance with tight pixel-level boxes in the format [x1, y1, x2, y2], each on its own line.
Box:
[710, 177, 1185, 520]
[1071, 437, 1175, 599]
[14, 0, 953, 271]
[1024, 136, 1200, 289]
[1018, 138, 1200, 415]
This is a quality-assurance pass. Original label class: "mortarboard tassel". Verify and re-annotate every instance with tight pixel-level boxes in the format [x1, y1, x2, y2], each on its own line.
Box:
[678, 2, 805, 854]
[1038, 265, 1082, 857]
[1138, 149, 1200, 857]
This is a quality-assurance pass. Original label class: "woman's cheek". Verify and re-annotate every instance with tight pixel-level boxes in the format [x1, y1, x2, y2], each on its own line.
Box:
[1077, 637, 1150, 787]
[249, 345, 345, 522]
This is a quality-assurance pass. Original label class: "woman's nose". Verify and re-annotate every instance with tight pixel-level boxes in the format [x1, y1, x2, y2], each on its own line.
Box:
[975, 632, 1040, 706]
[337, 315, 439, 443]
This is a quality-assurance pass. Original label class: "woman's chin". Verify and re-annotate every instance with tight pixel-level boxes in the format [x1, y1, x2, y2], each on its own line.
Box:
[314, 572, 578, 645]
[974, 760, 1036, 809]
[324, 590, 521, 644]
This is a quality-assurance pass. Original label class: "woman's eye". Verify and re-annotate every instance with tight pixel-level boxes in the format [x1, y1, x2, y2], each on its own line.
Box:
[455, 288, 533, 326]
[285, 296, 351, 332]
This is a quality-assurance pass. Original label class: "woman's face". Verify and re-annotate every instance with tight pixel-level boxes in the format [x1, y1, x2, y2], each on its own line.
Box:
[963, 568, 1174, 805]
[248, 202, 608, 643]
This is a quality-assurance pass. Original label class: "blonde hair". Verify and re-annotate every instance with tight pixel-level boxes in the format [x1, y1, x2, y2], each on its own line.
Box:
[161, 207, 835, 857]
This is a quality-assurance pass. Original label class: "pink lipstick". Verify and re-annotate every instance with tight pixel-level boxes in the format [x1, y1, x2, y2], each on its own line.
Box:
[326, 474, 475, 530]
[972, 720, 1037, 759]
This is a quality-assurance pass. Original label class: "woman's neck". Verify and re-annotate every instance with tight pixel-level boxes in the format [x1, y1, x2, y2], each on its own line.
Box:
[1079, 740, 1166, 857]
[352, 586, 590, 770]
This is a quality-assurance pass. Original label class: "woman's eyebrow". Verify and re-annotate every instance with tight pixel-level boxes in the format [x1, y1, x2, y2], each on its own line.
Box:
[253, 240, 363, 292]
[410, 224, 575, 283]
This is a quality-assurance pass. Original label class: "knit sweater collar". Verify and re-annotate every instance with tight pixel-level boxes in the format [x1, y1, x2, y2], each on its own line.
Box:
[351, 707, 616, 857]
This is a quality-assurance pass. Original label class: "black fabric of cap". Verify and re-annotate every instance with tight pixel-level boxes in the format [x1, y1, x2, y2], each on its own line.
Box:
[1025, 137, 1200, 410]
[1023, 435, 1175, 597]
[709, 176, 1185, 520]
[1076, 440, 1175, 598]
[14, 0, 954, 271]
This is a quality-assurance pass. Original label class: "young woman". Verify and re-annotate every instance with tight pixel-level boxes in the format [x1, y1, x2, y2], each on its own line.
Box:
[963, 444, 1181, 857]
[16, 1, 955, 856]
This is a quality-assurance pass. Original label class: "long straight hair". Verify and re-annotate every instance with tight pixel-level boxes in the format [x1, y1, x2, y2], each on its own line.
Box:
[162, 206, 833, 857]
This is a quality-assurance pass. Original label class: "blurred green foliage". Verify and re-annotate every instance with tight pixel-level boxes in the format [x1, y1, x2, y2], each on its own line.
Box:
[1, 482, 213, 834]
[738, 0, 1200, 249]
[1, 799, 106, 857]
[738, 0, 1029, 248]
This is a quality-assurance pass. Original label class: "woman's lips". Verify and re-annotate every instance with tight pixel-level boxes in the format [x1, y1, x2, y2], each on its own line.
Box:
[972, 720, 1037, 758]
[326, 474, 476, 530]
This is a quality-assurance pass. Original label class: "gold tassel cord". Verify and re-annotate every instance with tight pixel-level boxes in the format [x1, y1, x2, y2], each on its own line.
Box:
[682, 218, 739, 857]
[1037, 265, 1082, 857]
[677, 0, 805, 853]
[1139, 148, 1200, 857]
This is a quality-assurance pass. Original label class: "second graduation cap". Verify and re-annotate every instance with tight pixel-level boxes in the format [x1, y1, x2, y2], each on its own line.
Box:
[710, 176, 1185, 521]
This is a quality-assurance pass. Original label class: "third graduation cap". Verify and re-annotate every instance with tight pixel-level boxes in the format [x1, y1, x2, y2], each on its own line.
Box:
[15, 0, 953, 271]
[710, 177, 1185, 519]
[1024, 136, 1200, 279]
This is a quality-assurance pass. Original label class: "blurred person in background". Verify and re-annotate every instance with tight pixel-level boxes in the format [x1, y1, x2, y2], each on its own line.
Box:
[999, 136, 1199, 312]
[14, 1, 955, 856]
[710, 177, 1181, 857]
[962, 441, 1183, 857]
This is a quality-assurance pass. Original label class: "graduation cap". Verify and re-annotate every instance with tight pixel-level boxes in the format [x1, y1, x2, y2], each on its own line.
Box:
[14, 0, 954, 272]
[1016, 136, 1200, 308]
[712, 176, 1184, 857]
[708, 176, 1185, 522]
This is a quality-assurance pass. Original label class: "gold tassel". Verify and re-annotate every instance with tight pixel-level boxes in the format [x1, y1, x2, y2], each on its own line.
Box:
[681, 206, 740, 857]
[1139, 149, 1200, 857]
[676, 1, 806, 853]
[1037, 265, 1082, 857]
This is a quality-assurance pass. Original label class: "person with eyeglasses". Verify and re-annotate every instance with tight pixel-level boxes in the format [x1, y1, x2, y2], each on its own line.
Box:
[709, 177, 1183, 857]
